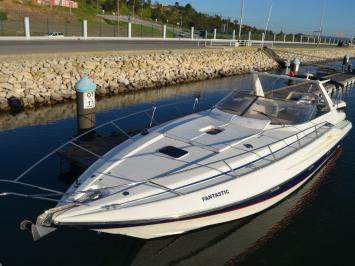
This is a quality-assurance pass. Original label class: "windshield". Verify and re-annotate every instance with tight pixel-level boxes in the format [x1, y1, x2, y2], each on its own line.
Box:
[215, 92, 256, 116]
[243, 97, 316, 124]
[216, 74, 330, 125]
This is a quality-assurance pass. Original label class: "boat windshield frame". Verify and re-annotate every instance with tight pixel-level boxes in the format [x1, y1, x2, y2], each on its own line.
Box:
[215, 76, 332, 125]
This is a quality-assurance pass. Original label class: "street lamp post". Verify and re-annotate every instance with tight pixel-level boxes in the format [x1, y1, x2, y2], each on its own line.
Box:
[238, 0, 244, 39]
[117, 0, 120, 37]
[141, 1, 143, 19]
[133, 0, 136, 18]
[264, 4, 273, 40]
[317, 0, 325, 44]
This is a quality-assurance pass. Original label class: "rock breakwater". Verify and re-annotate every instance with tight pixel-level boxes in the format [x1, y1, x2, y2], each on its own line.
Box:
[0, 47, 353, 112]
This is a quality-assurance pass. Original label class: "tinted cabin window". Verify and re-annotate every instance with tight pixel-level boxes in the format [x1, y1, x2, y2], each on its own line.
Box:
[159, 146, 188, 158]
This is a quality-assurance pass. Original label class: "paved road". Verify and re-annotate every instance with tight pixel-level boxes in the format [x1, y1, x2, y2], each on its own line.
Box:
[0, 39, 337, 55]
[0, 40, 206, 55]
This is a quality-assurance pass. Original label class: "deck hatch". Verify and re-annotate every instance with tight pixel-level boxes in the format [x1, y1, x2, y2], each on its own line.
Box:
[206, 127, 225, 135]
[158, 146, 189, 158]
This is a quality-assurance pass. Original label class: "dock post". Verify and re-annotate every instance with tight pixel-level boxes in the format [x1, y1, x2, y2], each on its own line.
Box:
[75, 76, 97, 136]
[232, 30, 235, 40]
[283, 34, 286, 42]
[285, 61, 290, 75]
[292, 34, 295, 42]
[191, 26, 194, 39]
[300, 36, 303, 43]
[82, 20, 87, 40]
[24, 17, 30, 40]
[273, 33, 276, 43]
[213, 28, 217, 39]
[307, 36, 310, 43]
[291, 58, 301, 74]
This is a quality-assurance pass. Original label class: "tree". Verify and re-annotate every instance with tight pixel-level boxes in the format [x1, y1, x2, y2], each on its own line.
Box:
[184, 3, 192, 11]
[0, 12, 7, 21]
[96, 0, 271, 36]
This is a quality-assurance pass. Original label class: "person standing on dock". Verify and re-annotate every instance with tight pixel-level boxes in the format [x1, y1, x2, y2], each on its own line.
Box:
[342, 54, 350, 72]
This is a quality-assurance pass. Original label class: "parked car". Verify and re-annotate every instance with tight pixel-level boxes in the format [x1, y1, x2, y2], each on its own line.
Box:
[46, 32, 65, 37]
[176, 32, 188, 38]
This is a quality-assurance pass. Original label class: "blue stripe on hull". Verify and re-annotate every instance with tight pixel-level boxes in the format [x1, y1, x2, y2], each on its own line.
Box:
[61, 141, 342, 230]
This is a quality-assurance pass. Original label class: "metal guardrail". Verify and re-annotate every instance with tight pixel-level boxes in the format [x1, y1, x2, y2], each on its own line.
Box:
[0, 35, 339, 49]
[0, 16, 342, 49]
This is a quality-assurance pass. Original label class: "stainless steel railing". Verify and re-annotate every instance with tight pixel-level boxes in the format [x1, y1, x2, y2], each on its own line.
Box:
[0, 98, 204, 200]
[0, 98, 332, 204]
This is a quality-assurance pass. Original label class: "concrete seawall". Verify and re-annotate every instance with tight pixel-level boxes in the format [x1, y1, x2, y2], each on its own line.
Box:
[0, 47, 353, 112]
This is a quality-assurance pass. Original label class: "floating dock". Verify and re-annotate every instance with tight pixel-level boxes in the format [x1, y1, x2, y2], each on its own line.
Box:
[57, 134, 127, 169]
[262, 47, 355, 88]
[323, 72, 355, 88]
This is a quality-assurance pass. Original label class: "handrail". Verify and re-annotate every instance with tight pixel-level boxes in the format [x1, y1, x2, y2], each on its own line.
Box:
[64, 120, 330, 197]
[84, 121, 332, 208]
[0, 120, 330, 205]
[0, 117, 327, 203]
[0, 96, 331, 204]
[11, 98, 199, 183]
[151, 121, 329, 180]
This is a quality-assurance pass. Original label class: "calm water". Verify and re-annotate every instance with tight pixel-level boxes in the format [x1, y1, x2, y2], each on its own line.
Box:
[1, 65, 355, 266]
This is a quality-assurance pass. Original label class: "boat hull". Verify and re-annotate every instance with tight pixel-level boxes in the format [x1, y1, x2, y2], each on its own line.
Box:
[52, 117, 351, 239]
[89, 140, 342, 239]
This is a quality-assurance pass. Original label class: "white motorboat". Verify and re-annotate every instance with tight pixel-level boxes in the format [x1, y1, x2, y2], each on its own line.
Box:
[2, 72, 352, 240]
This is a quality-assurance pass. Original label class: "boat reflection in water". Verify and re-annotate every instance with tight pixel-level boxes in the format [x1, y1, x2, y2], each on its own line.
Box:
[130, 148, 342, 266]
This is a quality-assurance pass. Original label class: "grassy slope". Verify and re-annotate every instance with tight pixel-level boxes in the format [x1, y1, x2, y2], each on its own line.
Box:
[0, 0, 174, 37]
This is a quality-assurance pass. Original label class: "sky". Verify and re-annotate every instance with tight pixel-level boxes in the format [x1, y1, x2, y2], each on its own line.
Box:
[158, 0, 355, 37]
